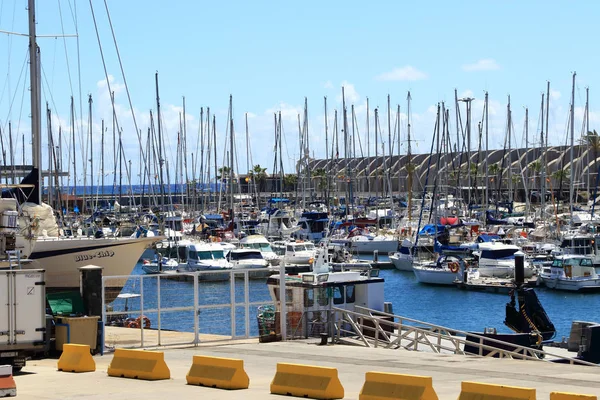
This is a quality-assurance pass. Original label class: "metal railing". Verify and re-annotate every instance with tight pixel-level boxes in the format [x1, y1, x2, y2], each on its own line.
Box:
[331, 306, 598, 367]
[101, 269, 274, 351]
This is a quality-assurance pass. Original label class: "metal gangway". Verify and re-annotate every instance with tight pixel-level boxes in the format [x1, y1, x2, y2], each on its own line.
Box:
[331, 305, 598, 367]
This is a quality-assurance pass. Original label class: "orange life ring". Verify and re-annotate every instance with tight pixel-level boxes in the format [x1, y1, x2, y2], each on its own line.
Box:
[448, 261, 460, 273]
[128, 320, 140, 329]
[136, 315, 151, 329]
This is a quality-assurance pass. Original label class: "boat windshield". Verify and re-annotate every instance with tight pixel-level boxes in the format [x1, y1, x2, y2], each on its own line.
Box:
[230, 251, 263, 261]
[242, 242, 273, 252]
[288, 244, 314, 252]
[191, 250, 225, 260]
[480, 248, 517, 259]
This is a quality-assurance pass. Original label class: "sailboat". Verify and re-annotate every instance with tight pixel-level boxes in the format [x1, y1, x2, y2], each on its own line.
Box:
[4, 0, 163, 300]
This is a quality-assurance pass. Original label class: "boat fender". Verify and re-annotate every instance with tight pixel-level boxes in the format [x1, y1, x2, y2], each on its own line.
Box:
[449, 262, 459, 273]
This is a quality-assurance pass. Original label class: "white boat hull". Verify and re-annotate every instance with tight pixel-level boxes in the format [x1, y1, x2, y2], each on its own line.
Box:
[27, 236, 161, 290]
[390, 254, 413, 271]
[413, 265, 458, 285]
[350, 237, 399, 254]
[542, 276, 600, 291]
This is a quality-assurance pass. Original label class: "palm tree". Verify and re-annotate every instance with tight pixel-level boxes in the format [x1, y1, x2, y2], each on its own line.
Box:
[217, 166, 230, 182]
[283, 174, 297, 192]
[586, 130, 600, 188]
[249, 164, 268, 192]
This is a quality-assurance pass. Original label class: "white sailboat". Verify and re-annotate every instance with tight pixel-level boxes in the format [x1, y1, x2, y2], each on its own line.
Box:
[11, 0, 163, 299]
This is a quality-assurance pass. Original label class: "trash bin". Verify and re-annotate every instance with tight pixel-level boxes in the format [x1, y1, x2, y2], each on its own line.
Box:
[257, 305, 281, 343]
[55, 316, 100, 351]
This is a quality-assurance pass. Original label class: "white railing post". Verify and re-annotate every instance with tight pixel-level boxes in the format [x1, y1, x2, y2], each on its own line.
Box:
[193, 272, 199, 345]
[230, 271, 236, 338]
[244, 270, 250, 338]
[101, 276, 106, 352]
[157, 275, 161, 346]
[140, 276, 144, 348]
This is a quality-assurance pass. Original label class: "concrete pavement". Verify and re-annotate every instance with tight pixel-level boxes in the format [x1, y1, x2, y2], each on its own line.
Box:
[15, 339, 600, 399]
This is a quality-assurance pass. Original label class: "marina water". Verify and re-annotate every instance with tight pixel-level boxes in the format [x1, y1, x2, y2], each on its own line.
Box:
[118, 262, 600, 341]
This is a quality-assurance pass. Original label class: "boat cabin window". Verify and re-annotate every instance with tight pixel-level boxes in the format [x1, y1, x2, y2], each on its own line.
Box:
[581, 258, 593, 267]
[230, 251, 262, 261]
[287, 245, 294, 252]
[481, 249, 517, 259]
[333, 287, 344, 305]
[304, 289, 314, 307]
[560, 238, 593, 255]
[274, 287, 293, 304]
[345, 285, 355, 304]
[551, 260, 564, 268]
[317, 288, 328, 306]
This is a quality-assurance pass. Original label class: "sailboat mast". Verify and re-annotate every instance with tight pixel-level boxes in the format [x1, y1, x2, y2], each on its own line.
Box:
[101, 119, 105, 198]
[484, 92, 489, 210]
[570, 72, 576, 218]
[407, 91, 412, 224]
[229, 95, 235, 219]
[155, 72, 165, 209]
[29, 0, 42, 204]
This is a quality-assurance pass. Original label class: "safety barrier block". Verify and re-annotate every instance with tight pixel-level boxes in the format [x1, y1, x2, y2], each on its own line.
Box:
[270, 362, 344, 400]
[57, 344, 96, 373]
[458, 381, 535, 400]
[107, 348, 170, 380]
[550, 393, 597, 400]
[186, 355, 249, 390]
[359, 371, 438, 400]
[0, 365, 16, 397]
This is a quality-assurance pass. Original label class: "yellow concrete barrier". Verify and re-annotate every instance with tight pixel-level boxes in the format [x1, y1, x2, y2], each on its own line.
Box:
[270, 362, 344, 400]
[551, 393, 597, 400]
[359, 372, 438, 400]
[57, 344, 96, 373]
[107, 348, 170, 380]
[458, 381, 535, 400]
[186, 355, 249, 390]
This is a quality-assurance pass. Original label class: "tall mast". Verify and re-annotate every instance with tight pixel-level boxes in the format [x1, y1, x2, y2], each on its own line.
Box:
[540, 93, 546, 217]
[507, 96, 512, 202]
[524, 107, 529, 214]
[484, 92, 489, 210]
[407, 91, 412, 224]
[324, 97, 329, 203]
[544, 82, 550, 216]
[229, 95, 235, 219]
[101, 119, 105, 198]
[366, 97, 370, 197]
[29, 0, 42, 204]
[155, 72, 165, 209]
[570, 72, 576, 219]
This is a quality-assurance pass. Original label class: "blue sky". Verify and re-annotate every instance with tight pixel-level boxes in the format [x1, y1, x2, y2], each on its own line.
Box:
[1, 0, 599, 186]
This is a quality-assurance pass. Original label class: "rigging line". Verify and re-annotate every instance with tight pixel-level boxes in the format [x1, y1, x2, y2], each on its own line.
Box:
[101, 0, 150, 178]
[1, 49, 28, 134]
[57, 0, 75, 97]
[14, 53, 30, 159]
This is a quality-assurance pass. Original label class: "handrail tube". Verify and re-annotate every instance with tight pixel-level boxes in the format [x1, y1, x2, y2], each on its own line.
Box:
[333, 306, 598, 367]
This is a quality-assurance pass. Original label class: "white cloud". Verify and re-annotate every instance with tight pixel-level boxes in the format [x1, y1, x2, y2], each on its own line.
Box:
[376, 66, 428, 81]
[337, 81, 359, 103]
[462, 58, 500, 72]
[550, 89, 561, 100]
[324, 80, 333, 89]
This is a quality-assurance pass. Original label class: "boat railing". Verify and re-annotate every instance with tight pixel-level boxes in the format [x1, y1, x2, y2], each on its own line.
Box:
[330, 305, 598, 367]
